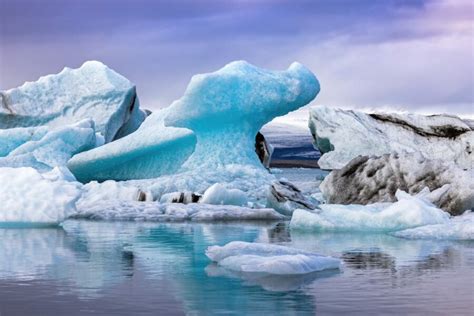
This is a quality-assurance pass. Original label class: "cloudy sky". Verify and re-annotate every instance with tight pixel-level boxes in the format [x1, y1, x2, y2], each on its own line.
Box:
[1, 0, 473, 115]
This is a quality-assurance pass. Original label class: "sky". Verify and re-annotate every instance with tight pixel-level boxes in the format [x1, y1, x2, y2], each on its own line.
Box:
[0, 0, 473, 116]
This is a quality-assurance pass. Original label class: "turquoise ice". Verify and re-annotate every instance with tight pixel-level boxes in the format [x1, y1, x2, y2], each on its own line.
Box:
[68, 61, 320, 182]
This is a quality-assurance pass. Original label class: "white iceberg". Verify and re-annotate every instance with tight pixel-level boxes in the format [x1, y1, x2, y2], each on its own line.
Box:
[200, 183, 248, 207]
[68, 61, 319, 193]
[393, 211, 474, 240]
[0, 60, 145, 142]
[72, 200, 285, 222]
[0, 167, 82, 225]
[206, 241, 342, 275]
[290, 190, 450, 232]
[0, 119, 97, 171]
[309, 106, 474, 170]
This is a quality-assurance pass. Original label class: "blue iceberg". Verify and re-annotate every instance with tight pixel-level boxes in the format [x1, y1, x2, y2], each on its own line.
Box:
[68, 61, 320, 184]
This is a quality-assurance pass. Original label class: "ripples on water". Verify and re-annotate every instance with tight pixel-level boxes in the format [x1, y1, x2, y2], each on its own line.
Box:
[0, 220, 473, 315]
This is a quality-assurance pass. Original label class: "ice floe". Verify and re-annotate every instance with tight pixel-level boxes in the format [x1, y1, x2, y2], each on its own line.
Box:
[393, 211, 474, 240]
[206, 241, 342, 275]
[290, 190, 450, 232]
[72, 201, 285, 222]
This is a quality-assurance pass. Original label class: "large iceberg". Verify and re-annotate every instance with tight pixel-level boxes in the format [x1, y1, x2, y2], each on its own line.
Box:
[309, 107, 474, 170]
[68, 61, 319, 204]
[290, 190, 450, 232]
[0, 119, 97, 171]
[0, 61, 145, 142]
[320, 151, 474, 215]
[206, 241, 342, 275]
[0, 167, 81, 225]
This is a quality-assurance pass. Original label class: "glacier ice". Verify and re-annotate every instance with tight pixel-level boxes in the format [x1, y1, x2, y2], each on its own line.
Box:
[309, 106, 474, 170]
[0, 60, 145, 142]
[320, 151, 474, 215]
[266, 180, 318, 216]
[206, 241, 342, 275]
[0, 119, 97, 171]
[72, 200, 285, 222]
[68, 61, 319, 189]
[290, 190, 450, 232]
[0, 167, 81, 225]
[393, 211, 474, 240]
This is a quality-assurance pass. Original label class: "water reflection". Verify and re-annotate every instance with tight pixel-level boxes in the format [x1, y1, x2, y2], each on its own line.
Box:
[0, 220, 472, 315]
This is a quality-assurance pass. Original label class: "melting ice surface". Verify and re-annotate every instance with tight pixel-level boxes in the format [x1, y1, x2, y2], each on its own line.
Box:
[0, 220, 472, 315]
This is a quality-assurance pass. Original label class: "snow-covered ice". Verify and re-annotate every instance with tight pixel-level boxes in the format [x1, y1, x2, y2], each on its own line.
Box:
[290, 190, 450, 232]
[393, 211, 474, 240]
[0, 60, 145, 142]
[206, 241, 341, 275]
[0, 119, 97, 171]
[309, 106, 474, 170]
[0, 167, 82, 225]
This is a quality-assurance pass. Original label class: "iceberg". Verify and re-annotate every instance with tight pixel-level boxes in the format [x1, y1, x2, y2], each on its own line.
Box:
[0, 61, 145, 142]
[72, 201, 285, 222]
[206, 241, 342, 275]
[0, 119, 97, 171]
[0, 167, 82, 225]
[393, 211, 474, 240]
[320, 151, 474, 215]
[290, 190, 450, 232]
[68, 61, 319, 186]
[309, 107, 474, 170]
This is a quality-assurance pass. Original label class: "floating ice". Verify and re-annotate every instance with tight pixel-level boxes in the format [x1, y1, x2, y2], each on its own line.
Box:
[393, 211, 474, 240]
[320, 151, 474, 215]
[206, 241, 342, 275]
[0, 60, 145, 142]
[73, 201, 285, 222]
[200, 183, 248, 207]
[0, 167, 82, 225]
[0, 119, 97, 171]
[68, 61, 319, 187]
[309, 107, 474, 170]
[290, 190, 450, 232]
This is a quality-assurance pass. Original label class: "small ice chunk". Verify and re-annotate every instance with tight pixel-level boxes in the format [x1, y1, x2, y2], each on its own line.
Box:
[0, 167, 82, 225]
[290, 190, 450, 232]
[393, 211, 474, 240]
[200, 183, 248, 206]
[206, 241, 342, 275]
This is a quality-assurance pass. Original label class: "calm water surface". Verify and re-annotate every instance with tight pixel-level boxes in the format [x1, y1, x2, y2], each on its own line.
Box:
[0, 220, 473, 315]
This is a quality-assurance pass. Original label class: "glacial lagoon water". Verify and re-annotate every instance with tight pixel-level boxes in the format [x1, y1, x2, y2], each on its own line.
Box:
[1, 169, 473, 315]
